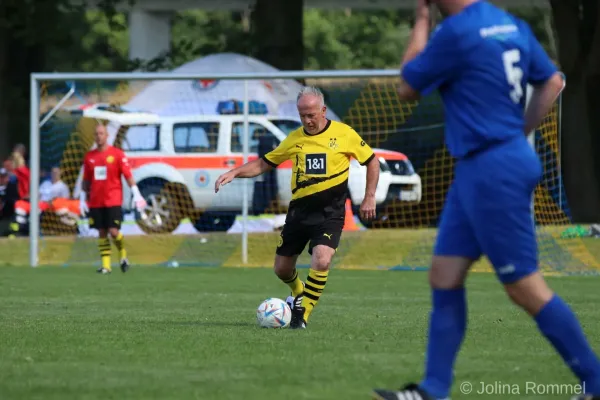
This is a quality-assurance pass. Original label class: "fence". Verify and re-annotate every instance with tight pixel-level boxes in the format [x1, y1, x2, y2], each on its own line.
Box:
[26, 69, 593, 275]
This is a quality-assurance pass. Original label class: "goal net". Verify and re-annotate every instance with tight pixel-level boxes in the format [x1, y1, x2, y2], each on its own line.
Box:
[27, 70, 599, 276]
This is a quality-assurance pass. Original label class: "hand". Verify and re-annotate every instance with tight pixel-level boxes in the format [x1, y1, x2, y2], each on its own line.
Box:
[130, 185, 147, 213]
[416, 0, 431, 19]
[214, 171, 237, 193]
[360, 194, 376, 221]
[132, 195, 147, 213]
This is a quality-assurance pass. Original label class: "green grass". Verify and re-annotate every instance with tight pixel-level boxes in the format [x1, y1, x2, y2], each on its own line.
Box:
[1, 266, 599, 399]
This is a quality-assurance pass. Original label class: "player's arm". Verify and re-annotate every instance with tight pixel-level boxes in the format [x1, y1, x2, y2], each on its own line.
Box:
[81, 179, 90, 195]
[523, 24, 565, 134]
[398, 4, 461, 101]
[79, 155, 91, 215]
[118, 152, 146, 210]
[346, 129, 379, 221]
[215, 139, 289, 193]
[233, 159, 273, 178]
[398, 1, 432, 100]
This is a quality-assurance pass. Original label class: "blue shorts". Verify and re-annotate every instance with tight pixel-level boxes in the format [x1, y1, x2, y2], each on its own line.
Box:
[434, 136, 543, 284]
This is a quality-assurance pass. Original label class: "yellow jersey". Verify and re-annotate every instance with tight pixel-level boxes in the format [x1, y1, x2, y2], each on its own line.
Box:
[261, 120, 374, 219]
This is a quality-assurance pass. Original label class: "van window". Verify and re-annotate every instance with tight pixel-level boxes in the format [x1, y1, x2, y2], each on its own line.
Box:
[122, 124, 160, 151]
[173, 122, 219, 153]
[230, 122, 278, 153]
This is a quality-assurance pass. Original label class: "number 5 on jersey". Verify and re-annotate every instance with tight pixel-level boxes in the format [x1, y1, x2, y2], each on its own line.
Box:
[503, 49, 524, 104]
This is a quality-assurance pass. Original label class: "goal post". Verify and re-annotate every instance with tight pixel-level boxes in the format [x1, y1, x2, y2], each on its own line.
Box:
[27, 69, 596, 276]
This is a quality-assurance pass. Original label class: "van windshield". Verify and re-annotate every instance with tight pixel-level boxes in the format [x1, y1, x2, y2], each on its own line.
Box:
[270, 119, 302, 136]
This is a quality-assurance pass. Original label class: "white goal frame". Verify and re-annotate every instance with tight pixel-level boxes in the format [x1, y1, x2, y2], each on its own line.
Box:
[28, 70, 562, 267]
[29, 69, 402, 267]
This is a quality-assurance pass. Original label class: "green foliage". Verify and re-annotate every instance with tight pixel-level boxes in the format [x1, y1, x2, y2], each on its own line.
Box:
[169, 11, 253, 68]
[304, 10, 412, 69]
[5, 6, 554, 73]
[66, 9, 414, 71]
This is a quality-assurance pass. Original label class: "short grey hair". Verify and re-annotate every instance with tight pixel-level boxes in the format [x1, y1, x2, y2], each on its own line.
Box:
[297, 86, 325, 107]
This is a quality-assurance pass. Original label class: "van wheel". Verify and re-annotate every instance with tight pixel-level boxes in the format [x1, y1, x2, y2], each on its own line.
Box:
[135, 183, 182, 234]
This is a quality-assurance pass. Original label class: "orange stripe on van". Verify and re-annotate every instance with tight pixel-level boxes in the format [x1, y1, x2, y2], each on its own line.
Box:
[128, 156, 293, 170]
[373, 151, 407, 161]
[128, 150, 405, 170]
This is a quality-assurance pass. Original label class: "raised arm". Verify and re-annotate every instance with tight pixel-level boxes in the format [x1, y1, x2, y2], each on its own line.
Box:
[398, 3, 462, 101]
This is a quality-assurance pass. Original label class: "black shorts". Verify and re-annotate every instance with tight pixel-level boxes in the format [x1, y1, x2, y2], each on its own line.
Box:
[89, 206, 123, 230]
[276, 218, 344, 257]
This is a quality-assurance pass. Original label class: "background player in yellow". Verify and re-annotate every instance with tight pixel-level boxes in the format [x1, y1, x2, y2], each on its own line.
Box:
[215, 86, 380, 329]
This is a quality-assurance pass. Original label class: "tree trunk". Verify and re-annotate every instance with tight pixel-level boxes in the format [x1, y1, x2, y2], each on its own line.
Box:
[251, 0, 304, 71]
[551, 0, 600, 222]
[0, 25, 10, 160]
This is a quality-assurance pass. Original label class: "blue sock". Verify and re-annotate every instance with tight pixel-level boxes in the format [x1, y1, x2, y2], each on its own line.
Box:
[535, 295, 600, 394]
[419, 288, 467, 399]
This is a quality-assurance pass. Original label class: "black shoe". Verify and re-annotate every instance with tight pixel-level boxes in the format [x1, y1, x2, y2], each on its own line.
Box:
[373, 383, 438, 400]
[96, 267, 111, 274]
[120, 258, 130, 273]
[289, 293, 306, 329]
[286, 282, 305, 310]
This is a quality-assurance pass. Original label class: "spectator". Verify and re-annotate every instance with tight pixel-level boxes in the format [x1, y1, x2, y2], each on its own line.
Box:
[40, 169, 50, 184]
[3, 159, 16, 184]
[0, 168, 18, 236]
[39, 167, 70, 202]
[13, 143, 26, 159]
[11, 151, 30, 200]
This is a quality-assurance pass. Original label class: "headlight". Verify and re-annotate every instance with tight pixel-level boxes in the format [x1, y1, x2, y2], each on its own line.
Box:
[386, 159, 415, 176]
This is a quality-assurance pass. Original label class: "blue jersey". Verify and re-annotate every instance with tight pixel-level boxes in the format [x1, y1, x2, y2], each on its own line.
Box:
[402, 0, 558, 159]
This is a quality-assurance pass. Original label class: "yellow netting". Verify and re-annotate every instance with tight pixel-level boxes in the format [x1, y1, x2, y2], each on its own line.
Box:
[30, 77, 599, 275]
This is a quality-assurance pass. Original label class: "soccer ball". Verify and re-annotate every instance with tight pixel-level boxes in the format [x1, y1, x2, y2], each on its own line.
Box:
[256, 298, 291, 328]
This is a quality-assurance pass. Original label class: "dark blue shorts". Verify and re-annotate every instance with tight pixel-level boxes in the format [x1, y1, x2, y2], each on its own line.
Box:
[434, 137, 543, 284]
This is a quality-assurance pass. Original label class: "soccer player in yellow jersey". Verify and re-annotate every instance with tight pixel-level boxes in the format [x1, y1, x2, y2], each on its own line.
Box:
[215, 86, 380, 329]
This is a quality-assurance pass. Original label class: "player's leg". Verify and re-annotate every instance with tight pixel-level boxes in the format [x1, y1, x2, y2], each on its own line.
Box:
[477, 198, 600, 396]
[297, 244, 334, 326]
[107, 206, 128, 272]
[91, 208, 112, 274]
[373, 184, 481, 400]
[288, 219, 342, 329]
[275, 224, 309, 310]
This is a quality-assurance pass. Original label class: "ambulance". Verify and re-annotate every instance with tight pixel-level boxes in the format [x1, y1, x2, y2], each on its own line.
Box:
[81, 102, 422, 233]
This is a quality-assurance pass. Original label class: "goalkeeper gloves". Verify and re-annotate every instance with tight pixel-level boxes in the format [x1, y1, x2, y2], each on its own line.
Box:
[79, 191, 89, 216]
[131, 185, 147, 213]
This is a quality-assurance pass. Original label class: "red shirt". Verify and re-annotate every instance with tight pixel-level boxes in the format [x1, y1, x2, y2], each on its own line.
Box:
[83, 146, 132, 208]
[15, 166, 30, 199]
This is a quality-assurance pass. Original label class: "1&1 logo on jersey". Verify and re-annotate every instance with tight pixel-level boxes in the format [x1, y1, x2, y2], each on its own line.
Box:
[306, 154, 327, 175]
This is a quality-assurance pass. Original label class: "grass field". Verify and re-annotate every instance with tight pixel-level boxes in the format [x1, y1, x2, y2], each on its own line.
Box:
[1, 265, 599, 399]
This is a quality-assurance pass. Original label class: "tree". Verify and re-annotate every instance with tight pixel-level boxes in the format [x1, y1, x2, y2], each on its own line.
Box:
[251, 0, 304, 71]
[0, 0, 128, 159]
[550, 0, 600, 222]
[303, 10, 411, 70]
